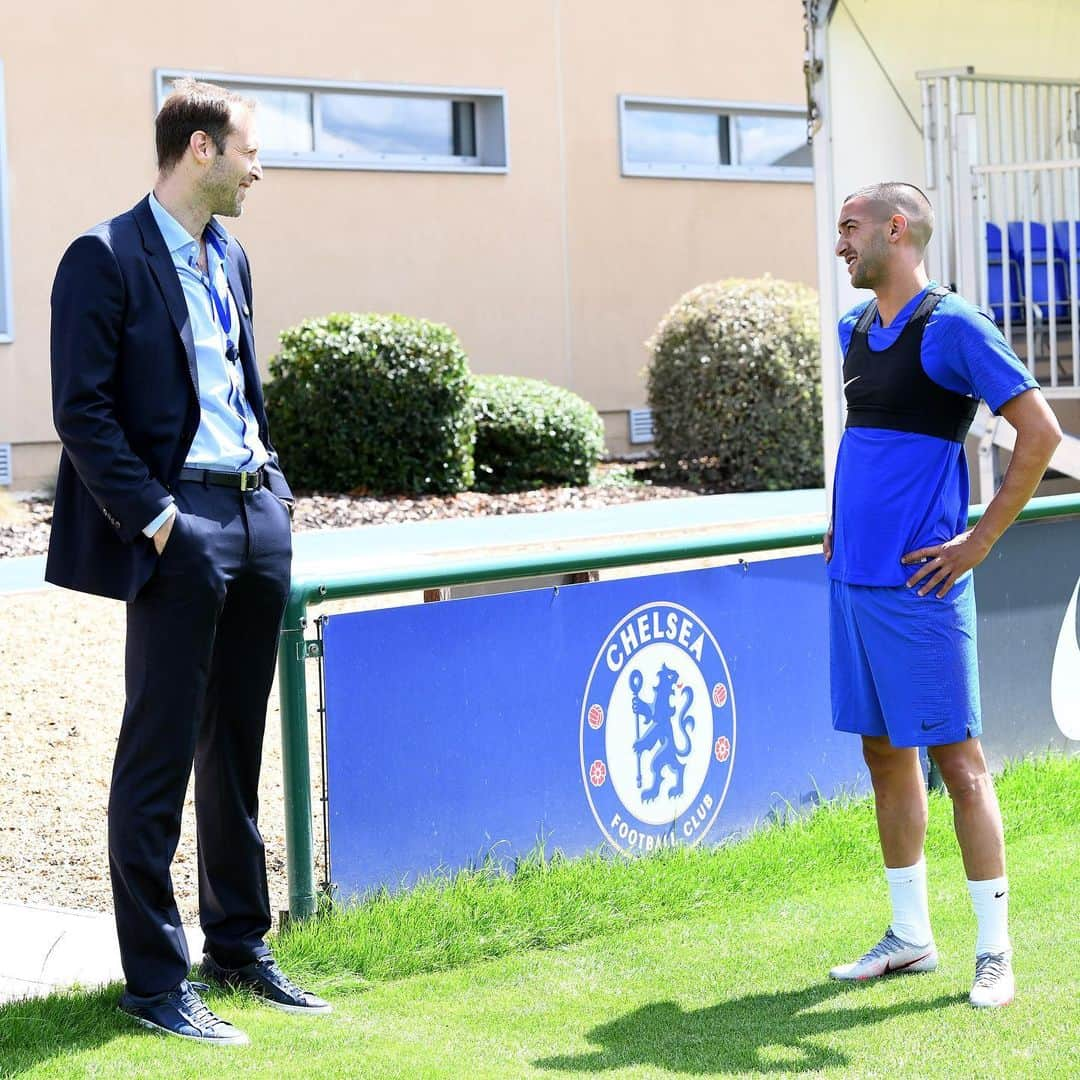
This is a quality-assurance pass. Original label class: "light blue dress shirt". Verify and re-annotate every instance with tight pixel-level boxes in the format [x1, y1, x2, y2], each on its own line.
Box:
[143, 194, 269, 536]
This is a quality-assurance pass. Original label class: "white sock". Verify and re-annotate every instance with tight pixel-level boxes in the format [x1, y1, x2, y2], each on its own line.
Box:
[968, 875, 1010, 956]
[885, 857, 933, 947]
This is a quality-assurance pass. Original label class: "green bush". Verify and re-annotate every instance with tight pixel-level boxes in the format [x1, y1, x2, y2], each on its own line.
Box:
[471, 374, 606, 491]
[266, 313, 475, 494]
[646, 276, 823, 491]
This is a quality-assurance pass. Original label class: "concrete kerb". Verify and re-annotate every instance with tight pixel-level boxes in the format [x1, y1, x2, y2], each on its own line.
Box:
[0, 900, 203, 1005]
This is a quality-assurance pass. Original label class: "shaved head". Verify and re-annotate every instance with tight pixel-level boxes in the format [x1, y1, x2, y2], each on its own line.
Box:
[842, 182, 934, 253]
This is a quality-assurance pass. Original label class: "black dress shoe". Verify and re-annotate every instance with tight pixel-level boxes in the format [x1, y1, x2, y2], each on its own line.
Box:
[118, 979, 249, 1045]
[200, 954, 332, 1014]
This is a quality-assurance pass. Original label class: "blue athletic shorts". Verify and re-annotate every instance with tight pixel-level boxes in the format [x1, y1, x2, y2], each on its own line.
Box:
[829, 575, 982, 747]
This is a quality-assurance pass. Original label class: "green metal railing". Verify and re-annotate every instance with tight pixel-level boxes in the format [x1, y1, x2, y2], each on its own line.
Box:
[277, 492, 1080, 917]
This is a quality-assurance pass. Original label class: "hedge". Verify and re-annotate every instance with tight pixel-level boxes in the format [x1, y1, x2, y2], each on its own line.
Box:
[646, 276, 823, 491]
[265, 313, 475, 494]
[471, 374, 605, 491]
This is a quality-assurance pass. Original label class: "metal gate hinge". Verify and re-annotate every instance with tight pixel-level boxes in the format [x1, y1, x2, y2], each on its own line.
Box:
[298, 638, 323, 660]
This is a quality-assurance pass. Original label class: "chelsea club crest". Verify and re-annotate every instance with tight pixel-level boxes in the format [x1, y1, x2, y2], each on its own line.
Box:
[580, 601, 736, 853]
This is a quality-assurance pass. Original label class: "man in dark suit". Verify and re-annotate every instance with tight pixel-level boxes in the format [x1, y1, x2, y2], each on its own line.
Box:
[48, 78, 328, 1045]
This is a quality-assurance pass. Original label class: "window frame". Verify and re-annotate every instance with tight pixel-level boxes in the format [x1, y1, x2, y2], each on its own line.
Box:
[618, 94, 812, 183]
[0, 61, 13, 342]
[155, 69, 509, 174]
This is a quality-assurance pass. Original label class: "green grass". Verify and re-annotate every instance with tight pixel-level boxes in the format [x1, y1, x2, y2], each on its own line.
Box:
[2, 755, 1077, 1078]
[590, 464, 640, 490]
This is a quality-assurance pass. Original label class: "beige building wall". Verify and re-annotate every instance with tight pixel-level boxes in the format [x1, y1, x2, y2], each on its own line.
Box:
[560, 0, 816, 432]
[0, 0, 814, 487]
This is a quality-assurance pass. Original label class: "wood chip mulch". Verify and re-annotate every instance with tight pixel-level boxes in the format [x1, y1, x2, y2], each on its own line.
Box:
[0, 465, 692, 559]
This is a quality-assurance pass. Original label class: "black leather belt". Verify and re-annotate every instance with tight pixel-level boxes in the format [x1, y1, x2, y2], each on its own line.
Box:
[177, 466, 266, 492]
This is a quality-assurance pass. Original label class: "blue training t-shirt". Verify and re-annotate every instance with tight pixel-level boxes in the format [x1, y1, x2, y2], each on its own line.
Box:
[829, 283, 1037, 586]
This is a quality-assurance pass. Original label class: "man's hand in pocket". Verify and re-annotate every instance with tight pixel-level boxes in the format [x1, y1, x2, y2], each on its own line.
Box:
[152, 513, 176, 556]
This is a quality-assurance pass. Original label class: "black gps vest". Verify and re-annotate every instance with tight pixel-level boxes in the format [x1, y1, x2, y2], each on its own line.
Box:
[843, 286, 979, 443]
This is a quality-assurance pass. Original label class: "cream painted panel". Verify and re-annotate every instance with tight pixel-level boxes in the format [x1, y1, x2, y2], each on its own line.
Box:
[559, 0, 816, 410]
[235, 168, 568, 379]
[565, 181, 817, 411]
[823, 3, 925, 322]
[833, 0, 1080, 114]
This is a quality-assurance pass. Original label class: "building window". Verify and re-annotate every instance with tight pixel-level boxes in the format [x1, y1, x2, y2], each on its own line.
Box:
[155, 70, 508, 174]
[0, 61, 13, 342]
[619, 96, 811, 182]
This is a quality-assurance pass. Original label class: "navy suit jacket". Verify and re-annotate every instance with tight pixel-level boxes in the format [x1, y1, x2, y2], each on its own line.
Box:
[46, 195, 293, 601]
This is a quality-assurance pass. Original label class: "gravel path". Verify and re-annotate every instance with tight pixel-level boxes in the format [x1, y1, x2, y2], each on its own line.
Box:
[0, 468, 692, 924]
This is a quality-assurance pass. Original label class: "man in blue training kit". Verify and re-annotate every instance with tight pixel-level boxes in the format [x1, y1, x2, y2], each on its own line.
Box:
[825, 182, 1061, 1008]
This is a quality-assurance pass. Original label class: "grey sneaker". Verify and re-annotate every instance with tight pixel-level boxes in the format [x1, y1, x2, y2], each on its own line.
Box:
[970, 951, 1014, 1008]
[118, 979, 249, 1045]
[829, 928, 938, 981]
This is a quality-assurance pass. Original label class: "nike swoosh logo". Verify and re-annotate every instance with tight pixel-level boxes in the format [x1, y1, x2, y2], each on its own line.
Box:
[844, 376, 862, 389]
[1050, 576, 1080, 741]
[994, 891, 1006, 899]
[887, 952, 932, 972]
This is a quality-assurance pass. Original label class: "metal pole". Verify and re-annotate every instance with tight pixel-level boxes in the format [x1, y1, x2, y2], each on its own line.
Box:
[922, 78, 936, 190]
[1048, 166, 1060, 388]
[1023, 175, 1036, 372]
[954, 114, 979, 301]
[948, 75, 964, 287]
[937, 77, 953, 285]
[808, 8, 844, 497]
[976, 168, 991, 319]
[279, 589, 319, 919]
[1069, 164, 1080, 386]
[927, 756, 946, 793]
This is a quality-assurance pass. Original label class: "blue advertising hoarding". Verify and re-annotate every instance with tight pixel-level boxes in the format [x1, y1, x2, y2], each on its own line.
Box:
[969, 515, 1080, 764]
[322, 553, 867, 898]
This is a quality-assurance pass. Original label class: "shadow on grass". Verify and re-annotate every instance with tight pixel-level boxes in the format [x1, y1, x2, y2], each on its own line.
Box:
[0, 984, 134, 1077]
[535, 979, 958, 1075]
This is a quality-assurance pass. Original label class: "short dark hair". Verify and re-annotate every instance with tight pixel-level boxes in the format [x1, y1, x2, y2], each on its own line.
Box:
[842, 182, 935, 253]
[155, 77, 253, 173]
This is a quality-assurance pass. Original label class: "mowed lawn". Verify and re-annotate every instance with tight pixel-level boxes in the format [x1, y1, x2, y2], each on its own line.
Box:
[1, 756, 1076, 1079]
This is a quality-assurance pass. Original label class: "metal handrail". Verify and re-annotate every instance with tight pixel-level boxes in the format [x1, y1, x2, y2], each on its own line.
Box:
[277, 491, 1080, 917]
[973, 158, 1080, 176]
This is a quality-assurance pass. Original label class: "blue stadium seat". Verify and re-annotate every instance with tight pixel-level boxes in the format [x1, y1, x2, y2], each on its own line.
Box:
[1006, 221, 1069, 320]
[986, 222, 1024, 323]
[1051, 220, 1080, 304]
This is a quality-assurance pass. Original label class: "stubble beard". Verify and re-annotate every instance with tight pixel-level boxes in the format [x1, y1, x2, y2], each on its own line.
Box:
[214, 187, 244, 219]
[202, 160, 244, 219]
[850, 261, 876, 289]
[850, 234, 887, 290]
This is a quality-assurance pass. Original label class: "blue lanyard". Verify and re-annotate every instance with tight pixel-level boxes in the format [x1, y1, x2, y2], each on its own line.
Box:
[201, 230, 254, 467]
[204, 232, 236, 360]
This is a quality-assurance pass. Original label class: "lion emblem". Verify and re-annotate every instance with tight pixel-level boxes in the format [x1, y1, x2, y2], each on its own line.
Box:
[629, 663, 696, 802]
